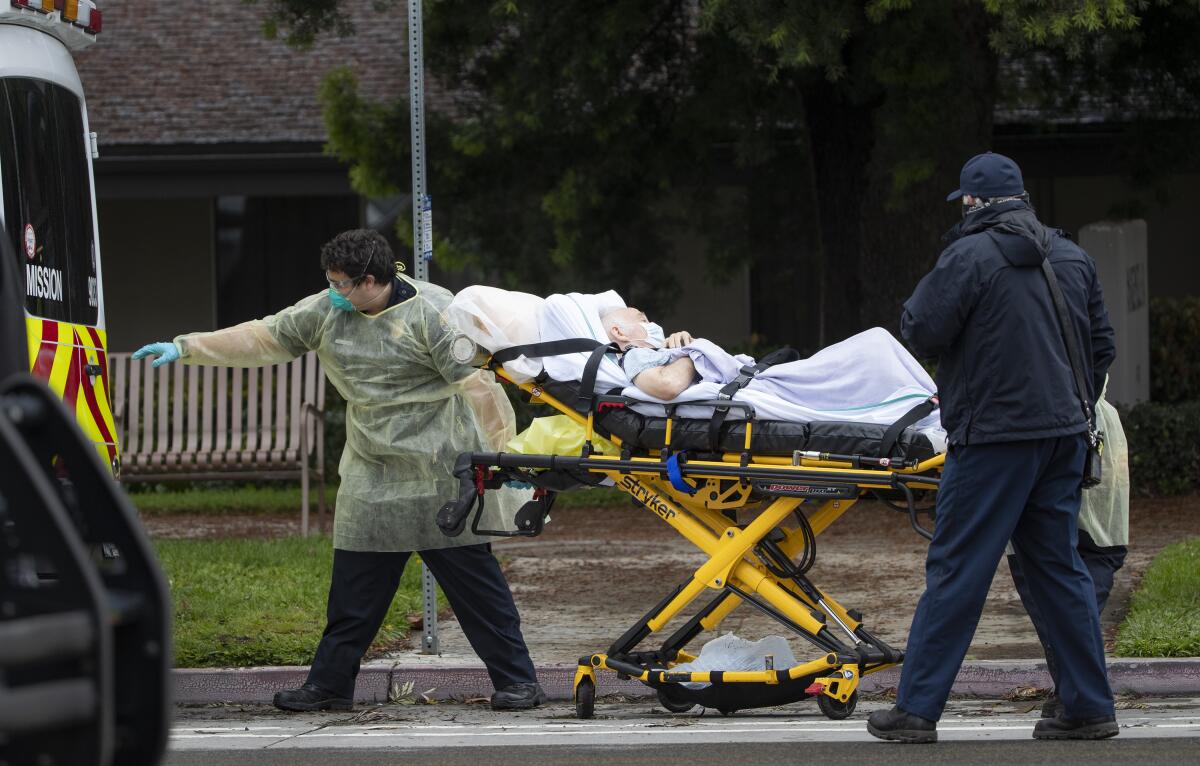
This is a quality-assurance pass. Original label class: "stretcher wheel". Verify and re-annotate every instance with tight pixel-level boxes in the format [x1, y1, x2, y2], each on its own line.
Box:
[817, 690, 857, 720]
[575, 677, 595, 719]
[656, 687, 696, 713]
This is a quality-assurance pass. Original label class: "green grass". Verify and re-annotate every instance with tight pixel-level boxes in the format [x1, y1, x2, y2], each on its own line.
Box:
[157, 536, 432, 667]
[550, 485, 631, 509]
[130, 484, 338, 515]
[1114, 537, 1200, 657]
[129, 482, 627, 515]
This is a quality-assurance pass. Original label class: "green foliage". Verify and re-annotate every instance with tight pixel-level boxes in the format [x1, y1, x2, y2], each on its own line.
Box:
[983, 0, 1141, 57]
[158, 536, 436, 667]
[995, 2, 1200, 193]
[1120, 400, 1200, 495]
[257, 0, 1197, 342]
[1114, 537, 1200, 657]
[1150, 297, 1200, 404]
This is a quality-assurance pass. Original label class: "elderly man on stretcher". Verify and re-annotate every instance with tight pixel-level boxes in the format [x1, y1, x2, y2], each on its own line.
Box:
[445, 287, 945, 455]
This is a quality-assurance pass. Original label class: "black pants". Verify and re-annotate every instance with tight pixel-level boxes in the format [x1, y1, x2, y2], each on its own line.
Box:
[306, 543, 538, 699]
[896, 437, 1114, 721]
[1009, 528, 1128, 687]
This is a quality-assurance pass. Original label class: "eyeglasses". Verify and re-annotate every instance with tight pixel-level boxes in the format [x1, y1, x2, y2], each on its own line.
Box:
[326, 273, 362, 291]
[325, 249, 378, 291]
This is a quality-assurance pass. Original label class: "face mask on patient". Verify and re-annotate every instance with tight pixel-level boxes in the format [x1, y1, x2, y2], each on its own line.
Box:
[640, 322, 666, 348]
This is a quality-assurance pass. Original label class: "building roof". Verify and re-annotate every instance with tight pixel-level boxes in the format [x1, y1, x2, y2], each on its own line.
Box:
[75, 0, 444, 147]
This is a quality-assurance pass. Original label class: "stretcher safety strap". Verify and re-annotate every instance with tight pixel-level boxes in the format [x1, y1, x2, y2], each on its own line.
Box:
[489, 337, 619, 410]
[490, 338, 606, 364]
[708, 346, 801, 451]
[665, 452, 699, 495]
[878, 395, 939, 459]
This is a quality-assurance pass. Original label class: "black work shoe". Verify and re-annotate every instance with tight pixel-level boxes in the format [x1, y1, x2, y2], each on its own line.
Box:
[1033, 714, 1118, 740]
[1040, 691, 1063, 719]
[866, 705, 938, 743]
[490, 682, 548, 711]
[273, 683, 353, 712]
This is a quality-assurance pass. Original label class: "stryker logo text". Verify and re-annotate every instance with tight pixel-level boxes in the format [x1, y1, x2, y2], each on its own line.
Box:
[620, 475, 676, 521]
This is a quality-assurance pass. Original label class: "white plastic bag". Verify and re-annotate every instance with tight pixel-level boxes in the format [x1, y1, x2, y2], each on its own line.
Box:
[669, 633, 797, 689]
[445, 285, 545, 381]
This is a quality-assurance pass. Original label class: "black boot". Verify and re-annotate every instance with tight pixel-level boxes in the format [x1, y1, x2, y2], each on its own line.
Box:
[1033, 714, 1118, 740]
[491, 682, 548, 711]
[1040, 691, 1063, 719]
[866, 705, 938, 744]
[273, 683, 353, 712]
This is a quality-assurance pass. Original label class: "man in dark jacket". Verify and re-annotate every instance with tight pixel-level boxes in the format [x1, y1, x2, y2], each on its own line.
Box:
[867, 152, 1118, 743]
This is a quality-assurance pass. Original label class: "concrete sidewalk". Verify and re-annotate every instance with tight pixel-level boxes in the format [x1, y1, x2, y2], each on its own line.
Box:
[174, 657, 1200, 705]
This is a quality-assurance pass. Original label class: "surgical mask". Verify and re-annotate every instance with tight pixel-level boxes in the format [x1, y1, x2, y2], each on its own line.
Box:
[328, 287, 357, 312]
[640, 321, 666, 348]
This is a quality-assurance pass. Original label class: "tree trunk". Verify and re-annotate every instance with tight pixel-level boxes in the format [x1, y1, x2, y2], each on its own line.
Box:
[803, 77, 878, 346]
[746, 141, 825, 355]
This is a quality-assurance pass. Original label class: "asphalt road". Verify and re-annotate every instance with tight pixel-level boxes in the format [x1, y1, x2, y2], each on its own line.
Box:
[162, 696, 1200, 765]
[163, 739, 1200, 766]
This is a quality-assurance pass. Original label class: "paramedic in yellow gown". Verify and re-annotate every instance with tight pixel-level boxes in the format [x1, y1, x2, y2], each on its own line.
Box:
[133, 229, 546, 712]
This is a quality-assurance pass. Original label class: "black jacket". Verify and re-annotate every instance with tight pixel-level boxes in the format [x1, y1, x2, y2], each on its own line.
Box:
[901, 201, 1116, 446]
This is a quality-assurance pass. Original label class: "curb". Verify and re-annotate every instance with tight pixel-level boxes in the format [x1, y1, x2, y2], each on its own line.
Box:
[175, 658, 1200, 705]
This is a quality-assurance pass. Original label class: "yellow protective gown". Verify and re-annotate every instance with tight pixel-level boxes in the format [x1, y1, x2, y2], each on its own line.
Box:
[174, 276, 521, 551]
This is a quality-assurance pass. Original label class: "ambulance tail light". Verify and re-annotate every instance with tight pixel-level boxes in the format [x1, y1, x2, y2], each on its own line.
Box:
[85, 6, 100, 33]
[10, 0, 32, 7]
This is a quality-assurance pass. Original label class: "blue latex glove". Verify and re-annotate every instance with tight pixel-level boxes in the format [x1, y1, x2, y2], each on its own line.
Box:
[132, 341, 181, 368]
[504, 480, 534, 490]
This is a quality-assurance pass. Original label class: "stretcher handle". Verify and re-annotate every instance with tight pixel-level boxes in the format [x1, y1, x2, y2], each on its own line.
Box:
[895, 480, 934, 541]
[437, 454, 481, 537]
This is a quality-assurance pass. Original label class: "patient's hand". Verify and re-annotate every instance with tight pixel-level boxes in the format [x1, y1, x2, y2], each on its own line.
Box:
[633, 356, 697, 400]
[665, 331, 693, 349]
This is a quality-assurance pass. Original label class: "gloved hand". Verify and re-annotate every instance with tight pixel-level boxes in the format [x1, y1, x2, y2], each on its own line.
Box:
[132, 341, 181, 368]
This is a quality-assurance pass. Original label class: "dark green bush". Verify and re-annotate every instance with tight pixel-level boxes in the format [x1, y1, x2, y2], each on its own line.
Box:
[1120, 400, 1200, 495]
[1150, 297, 1200, 404]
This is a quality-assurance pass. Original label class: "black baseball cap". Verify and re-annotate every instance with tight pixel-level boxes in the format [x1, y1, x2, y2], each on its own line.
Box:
[946, 151, 1025, 202]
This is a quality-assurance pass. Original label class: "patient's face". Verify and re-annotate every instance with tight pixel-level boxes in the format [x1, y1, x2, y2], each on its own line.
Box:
[604, 307, 651, 349]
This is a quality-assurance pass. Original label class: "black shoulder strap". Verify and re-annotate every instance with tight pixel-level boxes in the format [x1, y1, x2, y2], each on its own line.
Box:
[878, 395, 939, 459]
[489, 338, 618, 408]
[708, 346, 800, 451]
[1040, 258, 1095, 428]
[491, 338, 605, 364]
[578, 342, 620, 406]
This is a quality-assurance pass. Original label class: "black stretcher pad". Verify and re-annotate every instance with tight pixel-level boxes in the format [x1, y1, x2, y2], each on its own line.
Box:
[538, 380, 940, 462]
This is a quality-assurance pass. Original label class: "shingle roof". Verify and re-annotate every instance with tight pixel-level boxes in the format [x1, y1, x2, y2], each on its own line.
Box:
[74, 0, 444, 147]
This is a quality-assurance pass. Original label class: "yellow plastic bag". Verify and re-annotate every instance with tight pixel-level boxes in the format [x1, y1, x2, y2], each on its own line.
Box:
[505, 414, 616, 456]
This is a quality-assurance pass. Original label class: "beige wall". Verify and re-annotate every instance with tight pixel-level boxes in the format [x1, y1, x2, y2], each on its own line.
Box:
[98, 199, 215, 351]
[1036, 173, 1200, 299]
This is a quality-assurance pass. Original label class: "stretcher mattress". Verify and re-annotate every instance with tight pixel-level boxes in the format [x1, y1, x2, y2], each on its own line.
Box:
[539, 380, 941, 462]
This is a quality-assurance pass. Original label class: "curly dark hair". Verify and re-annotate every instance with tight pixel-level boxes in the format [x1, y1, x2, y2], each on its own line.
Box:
[319, 229, 395, 284]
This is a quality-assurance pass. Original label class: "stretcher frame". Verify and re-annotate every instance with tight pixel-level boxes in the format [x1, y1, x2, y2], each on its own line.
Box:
[439, 362, 943, 720]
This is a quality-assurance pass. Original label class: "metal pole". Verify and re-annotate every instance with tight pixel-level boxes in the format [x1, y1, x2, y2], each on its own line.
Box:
[409, 0, 439, 656]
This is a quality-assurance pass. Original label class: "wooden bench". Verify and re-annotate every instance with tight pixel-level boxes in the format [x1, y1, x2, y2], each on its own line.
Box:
[108, 352, 328, 535]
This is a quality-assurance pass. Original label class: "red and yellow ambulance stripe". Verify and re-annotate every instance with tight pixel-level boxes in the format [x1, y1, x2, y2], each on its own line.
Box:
[26, 315, 119, 472]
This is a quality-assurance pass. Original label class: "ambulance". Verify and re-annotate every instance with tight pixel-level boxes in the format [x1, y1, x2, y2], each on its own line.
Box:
[0, 0, 117, 474]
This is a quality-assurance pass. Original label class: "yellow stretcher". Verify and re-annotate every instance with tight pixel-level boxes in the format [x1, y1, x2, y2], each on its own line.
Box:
[438, 356, 942, 720]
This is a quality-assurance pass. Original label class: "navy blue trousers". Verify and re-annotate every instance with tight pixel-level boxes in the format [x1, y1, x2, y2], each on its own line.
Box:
[896, 436, 1114, 721]
[1009, 529, 1127, 687]
[306, 544, 537, 699]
